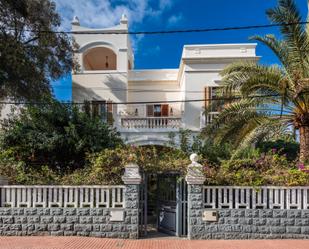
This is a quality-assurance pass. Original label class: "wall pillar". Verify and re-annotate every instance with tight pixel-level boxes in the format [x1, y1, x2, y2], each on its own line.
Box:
[122, 162, 142, 239]
[185, 154, 205, 239]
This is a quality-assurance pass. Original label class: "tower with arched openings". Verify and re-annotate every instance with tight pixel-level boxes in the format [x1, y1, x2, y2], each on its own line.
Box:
[72, 14, 133, 119]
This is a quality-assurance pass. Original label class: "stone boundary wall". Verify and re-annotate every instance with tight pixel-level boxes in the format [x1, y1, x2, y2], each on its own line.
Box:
[0, 184, 140, 239]
[0, 207, 138, 238]
[188, 185, 309, 239]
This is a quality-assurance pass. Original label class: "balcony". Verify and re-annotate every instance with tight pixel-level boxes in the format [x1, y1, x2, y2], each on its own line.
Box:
[200, 111, 219, 128]
[118, 116, 182, 131]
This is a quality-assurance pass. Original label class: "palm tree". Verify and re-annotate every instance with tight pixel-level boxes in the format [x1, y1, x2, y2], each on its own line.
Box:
[203, 0, 309, 163]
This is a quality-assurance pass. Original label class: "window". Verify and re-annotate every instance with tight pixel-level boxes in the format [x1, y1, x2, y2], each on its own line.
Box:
[205, 87, 220, 112]
[91, 100, 113, 124]
[146, 104, 169, 117]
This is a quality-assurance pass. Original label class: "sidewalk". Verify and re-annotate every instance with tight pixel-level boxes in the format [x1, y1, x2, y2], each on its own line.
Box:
[0, 237, 309, 249]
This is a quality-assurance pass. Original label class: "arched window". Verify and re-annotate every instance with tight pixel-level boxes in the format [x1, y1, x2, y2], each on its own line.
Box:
[83, 47, 117, 70]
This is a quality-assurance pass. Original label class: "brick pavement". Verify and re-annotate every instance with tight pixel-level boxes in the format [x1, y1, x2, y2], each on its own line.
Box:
[0, 237, 309, 249]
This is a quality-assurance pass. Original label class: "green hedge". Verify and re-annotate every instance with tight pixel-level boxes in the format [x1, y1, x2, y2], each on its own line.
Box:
[1, 146, 308, 186]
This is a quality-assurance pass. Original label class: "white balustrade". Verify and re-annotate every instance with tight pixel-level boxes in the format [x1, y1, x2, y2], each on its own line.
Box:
[0, 185, 125, 208]
[200, 111, 219, 128]
[203, 186, 309, 209]
[205, 112, 219, 125]
[120, 117, 181, 130]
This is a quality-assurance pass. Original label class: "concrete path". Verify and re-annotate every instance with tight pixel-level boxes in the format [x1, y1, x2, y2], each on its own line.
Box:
[0, 237, 309, 249]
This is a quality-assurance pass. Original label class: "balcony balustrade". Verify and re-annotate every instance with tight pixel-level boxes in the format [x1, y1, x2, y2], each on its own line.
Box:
[119, 116, 182, 130]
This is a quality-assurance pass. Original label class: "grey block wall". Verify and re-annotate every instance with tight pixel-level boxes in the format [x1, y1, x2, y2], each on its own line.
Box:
[0, 207, 138, 238]
[0, 184, 140, 238]
[124, 184, 140, 238]
[188, 184, 309, 239]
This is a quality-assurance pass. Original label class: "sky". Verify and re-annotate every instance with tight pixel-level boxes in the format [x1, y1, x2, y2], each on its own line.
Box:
[52, 0, 308, 101]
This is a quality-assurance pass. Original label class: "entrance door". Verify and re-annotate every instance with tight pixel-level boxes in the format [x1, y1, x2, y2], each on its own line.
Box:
[157, 174, 177, 235]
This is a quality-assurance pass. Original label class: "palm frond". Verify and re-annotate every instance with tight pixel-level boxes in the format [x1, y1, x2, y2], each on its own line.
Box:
[220, 62, 288, 98]
[266, 0, 309, 78]
[249, 34, 295, 86]
[203, 97, 294, 148]
[203, 98, 268, 139]
[231, 121, 292, 159]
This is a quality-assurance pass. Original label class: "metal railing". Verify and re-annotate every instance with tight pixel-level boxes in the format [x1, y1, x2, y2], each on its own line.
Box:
[203, 186, 309, 209]
[0, 185, 125, 208]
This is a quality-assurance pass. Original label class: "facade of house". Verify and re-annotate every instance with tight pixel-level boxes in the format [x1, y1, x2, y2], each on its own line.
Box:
[72, 15, 259, 146]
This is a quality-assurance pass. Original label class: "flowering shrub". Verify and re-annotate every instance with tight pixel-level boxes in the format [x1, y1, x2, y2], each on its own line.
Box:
[205, 152, 309, 186]
[78, 146, 190, 185]
[1, 144, 308, 186]
[0, 149, 59, 184]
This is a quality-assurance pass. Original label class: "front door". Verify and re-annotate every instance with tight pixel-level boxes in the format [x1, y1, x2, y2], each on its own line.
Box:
[157, 174, 177, 235]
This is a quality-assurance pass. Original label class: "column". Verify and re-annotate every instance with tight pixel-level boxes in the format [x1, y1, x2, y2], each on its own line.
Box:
[185, 153, 205, 239]
[122, 162, 142, 239]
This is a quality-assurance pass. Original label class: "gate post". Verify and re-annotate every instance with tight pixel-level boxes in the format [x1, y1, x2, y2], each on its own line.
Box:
[185, 154, 205, 240]
[122, 162, 142, 239]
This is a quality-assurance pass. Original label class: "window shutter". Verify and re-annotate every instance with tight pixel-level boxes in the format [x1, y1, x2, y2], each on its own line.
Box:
[147, 105, 154, 116]
[205, 87, 210, 108]
[161, 104, 169, 116]
[92, 101, 99, 117]
[107, 101, 113, 113]
[106, 101, 113, 124]
[84, 101, 91, 116]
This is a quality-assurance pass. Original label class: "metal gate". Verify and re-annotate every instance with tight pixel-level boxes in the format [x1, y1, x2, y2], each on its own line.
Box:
[138, 173, 187, 237]
[139, 172, 147, 237]
[177, 177, 188, 237]
[157, 174, 177, 235]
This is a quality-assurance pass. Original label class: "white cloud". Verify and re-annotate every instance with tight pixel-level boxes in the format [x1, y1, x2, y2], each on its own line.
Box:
[131, 34, 145, 53]
[159, 0, 173, 10]
[53, 0, 176, 52]
[54, 0, 174, 31]
[167, 13, 184, 27]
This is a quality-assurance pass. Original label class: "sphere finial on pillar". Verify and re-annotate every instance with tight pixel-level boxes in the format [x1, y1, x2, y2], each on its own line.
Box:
[185, 153, 205, 185]
[190, 153, 199, 163]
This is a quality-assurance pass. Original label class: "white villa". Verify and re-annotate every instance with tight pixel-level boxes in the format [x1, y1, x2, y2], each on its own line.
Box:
[72, 15, 259, 146]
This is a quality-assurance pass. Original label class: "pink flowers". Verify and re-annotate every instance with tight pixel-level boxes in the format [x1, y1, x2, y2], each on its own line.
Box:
[298, 163, 305, 170]
[298, 163, 309, 173]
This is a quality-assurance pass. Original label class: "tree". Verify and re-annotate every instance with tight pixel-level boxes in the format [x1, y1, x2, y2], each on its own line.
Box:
[203, 0, 309, 163]
[0, 99, 122, 173]
[0, 0, 77, 101]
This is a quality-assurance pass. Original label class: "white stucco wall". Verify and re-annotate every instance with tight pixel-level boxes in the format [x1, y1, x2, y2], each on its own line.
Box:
[70, 15, 260, 145]
[127, 69, 181, 116]
[72, 16, 133, 114]
[180, 44, 259, 131]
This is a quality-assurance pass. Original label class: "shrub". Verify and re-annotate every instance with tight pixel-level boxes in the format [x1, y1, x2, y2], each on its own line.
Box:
[205, 152, 309, 186]
[0, 149, 59, 184]
[257, 139, 299, 161]
[0, 99, 123, 173]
